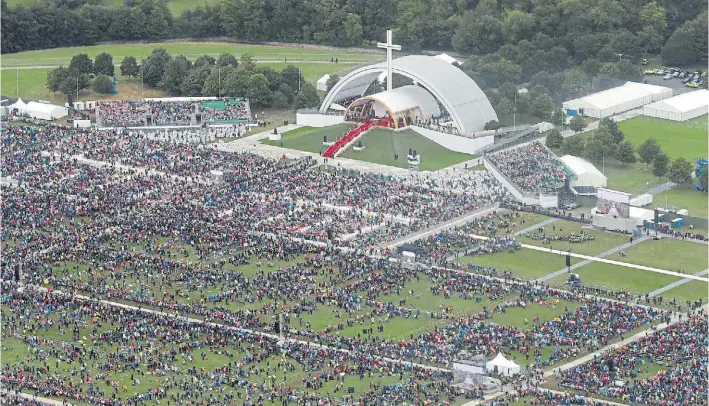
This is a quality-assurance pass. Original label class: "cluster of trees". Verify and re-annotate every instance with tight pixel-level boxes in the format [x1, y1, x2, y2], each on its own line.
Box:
[49, 48, 322, 109]
[3, 0, 705, 68]
[485, 84, 566, 124]
[546, 118, 696, 185]
[46, 52, 116, 96]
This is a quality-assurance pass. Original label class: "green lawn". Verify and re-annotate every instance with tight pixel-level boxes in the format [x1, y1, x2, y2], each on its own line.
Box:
[661, 280, 709, 303]
[617, 117, 707, 160]
[602, 162, 662, 195]
[2, 42, 380, 67]
[516, 220, 629, 256]
[616, 238, 708, 274]
[549, 262, 680, 295]
[261, 124, 355, 153]
[457, 248, 576, 280]
[339, 128, 474, 171]
[651, 184, 709, 219]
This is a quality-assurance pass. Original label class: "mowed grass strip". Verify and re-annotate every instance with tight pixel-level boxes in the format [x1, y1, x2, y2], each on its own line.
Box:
[339, 128, 474, 171]
[615, 238, 708, 274]
[515, 220, 629, 256]
[457, 249, 575, 280]
[617, 116, 708, 160]
[2, 42, 381, 66]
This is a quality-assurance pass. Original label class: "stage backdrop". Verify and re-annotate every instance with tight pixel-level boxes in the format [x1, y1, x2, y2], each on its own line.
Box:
[597, 188, 631, 218]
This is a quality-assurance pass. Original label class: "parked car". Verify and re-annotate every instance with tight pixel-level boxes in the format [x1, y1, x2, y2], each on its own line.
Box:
[644, 69, 655, 75]
[672, 72, 680, 78]
[686, 82, 699, 88]
[641, 58, 649, 65]
[663, 74, 673, 80]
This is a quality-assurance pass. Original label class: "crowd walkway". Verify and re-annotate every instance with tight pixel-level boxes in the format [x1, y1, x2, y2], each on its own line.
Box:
[649, 268, 709, 297]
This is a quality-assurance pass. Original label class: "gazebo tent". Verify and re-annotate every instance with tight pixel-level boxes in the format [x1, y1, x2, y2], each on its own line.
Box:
[9, 98, 27, 113]
[563, 82, 672, 118]
[317, 74, 331, 92]
[560, 155, 607, 188]
[485, 353, 521, 377]
[642, 89, 709, 121]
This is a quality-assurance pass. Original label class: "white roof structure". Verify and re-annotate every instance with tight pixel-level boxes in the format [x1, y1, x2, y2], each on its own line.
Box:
[485, 353, 521, 377]
[23, 101, 68, 121]
[349, 85, 441, 118]
[433, 53, 462, 65]
[563, 82, 672, 118]
[560, 155, 607, 188]
[322, 55, 498, 133]
[9, 98, 27, 110]
[643, 89, 709, 121]
[316, 74, 331, 92]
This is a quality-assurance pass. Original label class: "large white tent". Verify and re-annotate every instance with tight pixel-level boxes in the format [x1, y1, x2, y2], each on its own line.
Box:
[642, 89, 709, 121]
[24, 101, 68, 120]
[560, 155, 607, 188]
[563, 82, 672, 118]
[485, 353, 521, 377]
[317, 74, 331, 92]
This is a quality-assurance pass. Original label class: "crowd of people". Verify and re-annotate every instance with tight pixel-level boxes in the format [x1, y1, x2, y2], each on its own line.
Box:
[488, 142, 567, 194]
[558, 314, 707, 406]
[98, 99, 251, 127]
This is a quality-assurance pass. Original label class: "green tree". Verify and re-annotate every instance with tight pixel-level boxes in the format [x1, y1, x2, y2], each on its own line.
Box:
[272, 90, 289, 108]
[668, 157, 694, 185]
[120, 56, 139, 80]
[280, 65, 304, 91]
[92, 74, 114, 94]
[700, 166, 708, 191]
[545, 128, 563, 149]
[561, 135, 585, 156]
[616, 140, 637, 165]
[93, 52, 114, 76]
[569, 116, 587, 133]
[294, 82, 319, 109]
[180, 66, 211, 97]
[194, 55, 216, 68]
[484, 120, 501, 130]
[239, 53, 256, 73]
[652, 153, 670, 179]
[639, 2, 667, 53]
[159, 56, 192, 95]
[495, 97, 514, 117]
[502, 10, 536, 43]
[202, 66, 234, 97]
[343, 13, 363, 46]
[703, 72, 708, 90]
[326, 74, 340, 91]
[223, 69, 249, 97]
[278, 83, 295, 103]
[661, 27, 696, 66]
[597, 118, 624, 144]
[551, 109, 566, 126]
[216, 53, 238, 67]
[532, 93, 555, 120]
[246, 73, 272, 107]
[69, 53, 93, 75]
[561, 68, 588, 97]
[452, 12, 504, 54]
[47, 66, 71, 93]
[638, 138, 662, 167]
[142, 48, 171, 87]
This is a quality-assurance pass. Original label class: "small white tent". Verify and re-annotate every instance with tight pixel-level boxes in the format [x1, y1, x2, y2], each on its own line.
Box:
[317, 74, 331, 92]
[24, 101, 68, 121]
[9, 98, 27, 113]
[485, 353, 521, 377]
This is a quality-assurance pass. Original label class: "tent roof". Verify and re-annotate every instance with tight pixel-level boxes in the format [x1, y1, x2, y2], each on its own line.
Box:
[10, 98, 27, 109]
[317, 74, 331, 84]
[560, 155, 607, 180]
[564, 82, 671, 111]
[349, 85, 441, 117]
[643, 89, 709, 113]
[25, 101, 66, 114]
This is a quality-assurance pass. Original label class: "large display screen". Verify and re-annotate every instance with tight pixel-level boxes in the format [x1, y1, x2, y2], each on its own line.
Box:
[597, 188, 631, 218]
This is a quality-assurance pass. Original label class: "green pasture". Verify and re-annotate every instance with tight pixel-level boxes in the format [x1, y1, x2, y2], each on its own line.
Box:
[515, 220, 629, 256]
[261, 124, 355, 154]
[617, 117, 707, 161]
[616, 238, 708, 274]
[457, 248, 577, 280]
[339, 128, 474, 171]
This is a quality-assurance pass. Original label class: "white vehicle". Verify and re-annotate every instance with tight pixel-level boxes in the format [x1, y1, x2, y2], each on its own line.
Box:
[663, 74, 672, 80]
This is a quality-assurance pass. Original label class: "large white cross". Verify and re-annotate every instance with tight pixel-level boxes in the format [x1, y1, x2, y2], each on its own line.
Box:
[377, 30, 401, 92]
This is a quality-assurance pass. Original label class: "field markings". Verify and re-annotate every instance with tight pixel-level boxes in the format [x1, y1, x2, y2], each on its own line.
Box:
[648, 269, 709, 297]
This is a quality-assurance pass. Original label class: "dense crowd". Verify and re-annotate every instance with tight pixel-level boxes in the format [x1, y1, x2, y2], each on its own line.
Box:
[98, 99, 251, 127]
[488, 142, 566, 194]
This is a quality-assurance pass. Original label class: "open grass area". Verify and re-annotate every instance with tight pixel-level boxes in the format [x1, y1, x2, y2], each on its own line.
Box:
[651, 185, 709, 219]
[661, 280, 709, 303]
[5, 0, 217, 15]
[457, 249, 577, 280]
[616, 238, 708, 274]
[261, 124, 355, 154]
[2, 42, 380, 66]
[339, 128, 474, 171]
[616, 117, 708, 161]
[516, 220, 629, 256]
[550, 262, 679, 295]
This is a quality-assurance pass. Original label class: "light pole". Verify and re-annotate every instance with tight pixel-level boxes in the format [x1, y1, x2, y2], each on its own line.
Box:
[617, 53, 623, 63]
[141, 68, 144, 97]
[16, 69, 19, 98]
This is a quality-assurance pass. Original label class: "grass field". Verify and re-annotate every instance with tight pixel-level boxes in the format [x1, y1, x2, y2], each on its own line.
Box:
[615, 238, 708, 274]
[617, 117, 708, 161]
[1, 62, 356, 104]
[515, 220, 629, 256]
[339, 128, 474, 171]
[261, 124, 355, 153]
[8, 0, 219, 17]
[1, 42, 380, 66]
[650, 184, 709, 219]
[457, 249, 578, 280]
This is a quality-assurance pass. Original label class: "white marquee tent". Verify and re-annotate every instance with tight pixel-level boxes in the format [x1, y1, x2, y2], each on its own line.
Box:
[642, 89, 709, 121]
[560, 155, 607, 188]
[317, 74, 331, 92]
[485, 353, 521, 377]
[22, 101, 68, 121]
[563, 82, 672, 118]
[9, 98, 27, 112]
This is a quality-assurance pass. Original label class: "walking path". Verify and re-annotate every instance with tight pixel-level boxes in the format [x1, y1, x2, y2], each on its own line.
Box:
[537, 236, 651, 282]
[467, 234, 709, 283]
[649, 269, 709, 297]
[647, 181, 677, 195]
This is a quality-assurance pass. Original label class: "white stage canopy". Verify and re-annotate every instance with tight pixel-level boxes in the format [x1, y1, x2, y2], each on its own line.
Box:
[485, 353, 521, 377]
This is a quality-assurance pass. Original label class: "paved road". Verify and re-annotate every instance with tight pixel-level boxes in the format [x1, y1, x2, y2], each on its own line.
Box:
[537, 235, 651, 282]
[649, 269, 709, 297]
[647, 181, 677, 195]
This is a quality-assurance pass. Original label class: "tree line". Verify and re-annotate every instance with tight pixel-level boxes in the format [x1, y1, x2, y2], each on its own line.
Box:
[545, 118, 698, 186]
[47, 49, 321, 109]
[2, 0, 706, 69]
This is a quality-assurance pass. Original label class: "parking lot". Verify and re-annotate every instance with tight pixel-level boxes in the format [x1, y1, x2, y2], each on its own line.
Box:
[643, 66, 703, 94]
